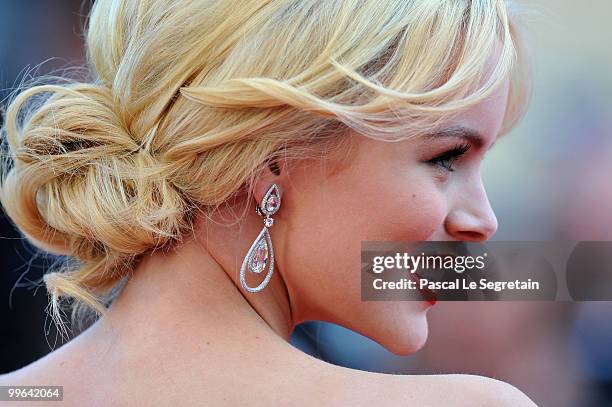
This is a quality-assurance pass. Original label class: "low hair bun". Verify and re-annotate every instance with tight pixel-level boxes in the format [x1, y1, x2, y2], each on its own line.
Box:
[1, 82, 187, 317]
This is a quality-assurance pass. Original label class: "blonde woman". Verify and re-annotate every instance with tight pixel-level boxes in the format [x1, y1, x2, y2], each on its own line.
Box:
[0, 0, 536, 405]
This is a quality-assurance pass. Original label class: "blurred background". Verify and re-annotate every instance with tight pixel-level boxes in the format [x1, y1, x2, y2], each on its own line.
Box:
[1, 1, 610, 406]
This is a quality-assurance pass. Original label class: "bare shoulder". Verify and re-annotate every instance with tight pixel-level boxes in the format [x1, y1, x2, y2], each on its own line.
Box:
[0, 335, 108, 407]
[424, 374, 538, 407]
[326, 365, 538, 407]
[0, 330, 94, 389]
[0, 344, 70, 387]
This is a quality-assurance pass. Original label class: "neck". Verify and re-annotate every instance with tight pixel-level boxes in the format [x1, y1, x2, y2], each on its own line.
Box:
[89, 208, 295, 349]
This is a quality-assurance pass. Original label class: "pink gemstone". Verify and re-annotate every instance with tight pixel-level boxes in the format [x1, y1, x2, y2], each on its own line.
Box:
[266, 195, 278, 212]
[249, 240, 268, 273]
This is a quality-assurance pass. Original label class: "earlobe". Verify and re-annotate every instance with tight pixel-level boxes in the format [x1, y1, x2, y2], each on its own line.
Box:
[253, 157, 287, 206]
[257, 184, 282, 217]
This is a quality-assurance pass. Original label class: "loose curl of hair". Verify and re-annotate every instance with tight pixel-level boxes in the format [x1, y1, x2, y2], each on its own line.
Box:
[0, 0, 530, 334]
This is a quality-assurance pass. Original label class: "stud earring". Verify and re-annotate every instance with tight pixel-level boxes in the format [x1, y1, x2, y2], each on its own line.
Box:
[239, 183, 281, 292]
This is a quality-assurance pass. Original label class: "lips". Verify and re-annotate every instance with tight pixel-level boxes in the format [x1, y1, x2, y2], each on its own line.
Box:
[408, 270, 437, 306]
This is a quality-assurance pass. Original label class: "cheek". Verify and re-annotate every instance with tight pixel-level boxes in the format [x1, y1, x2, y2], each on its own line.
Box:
[279, 159, 447, 317]
[371, 174, 447, 241]
[345, 160, 448, 242]
[286, 161, 446, 249]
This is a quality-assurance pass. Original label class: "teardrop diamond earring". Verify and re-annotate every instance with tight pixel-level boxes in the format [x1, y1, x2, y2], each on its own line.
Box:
[239, 183, 281, 293]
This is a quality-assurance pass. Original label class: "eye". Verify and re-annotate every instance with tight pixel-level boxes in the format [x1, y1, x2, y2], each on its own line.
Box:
[427, 142, 471, 172]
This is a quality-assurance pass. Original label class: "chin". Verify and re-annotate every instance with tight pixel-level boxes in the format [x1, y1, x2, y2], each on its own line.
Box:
[378, 313, 430, 356]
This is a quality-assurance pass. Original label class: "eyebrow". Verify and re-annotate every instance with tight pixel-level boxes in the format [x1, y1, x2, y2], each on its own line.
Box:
[424, 126, 494, 150]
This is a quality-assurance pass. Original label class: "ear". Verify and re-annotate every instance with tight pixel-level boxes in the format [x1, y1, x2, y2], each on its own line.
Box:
[252, 157, 287, 206]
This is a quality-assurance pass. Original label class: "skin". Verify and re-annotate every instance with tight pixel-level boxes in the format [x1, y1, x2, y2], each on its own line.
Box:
[0, 68, 537, 405]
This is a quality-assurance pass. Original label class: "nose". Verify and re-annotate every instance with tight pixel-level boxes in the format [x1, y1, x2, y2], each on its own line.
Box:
[444, 179, 498, 241]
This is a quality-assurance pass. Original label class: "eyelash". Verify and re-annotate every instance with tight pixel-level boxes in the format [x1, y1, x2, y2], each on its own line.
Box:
[428, 142, 471, 172]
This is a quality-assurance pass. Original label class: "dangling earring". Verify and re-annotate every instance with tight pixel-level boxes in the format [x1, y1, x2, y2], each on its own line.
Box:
[240, 184, 281, 293]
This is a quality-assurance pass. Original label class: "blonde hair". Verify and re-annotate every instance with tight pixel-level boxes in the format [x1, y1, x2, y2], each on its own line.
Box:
[0, 0, 530, 332]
